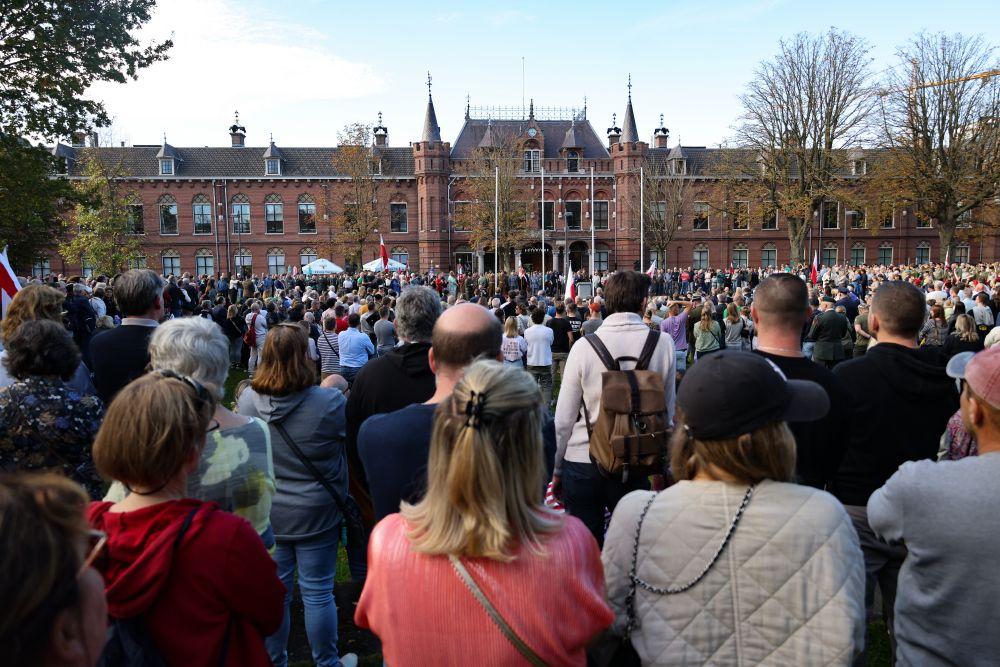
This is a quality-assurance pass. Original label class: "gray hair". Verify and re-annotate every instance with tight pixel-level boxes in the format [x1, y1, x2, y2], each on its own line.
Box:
[394, 286, 442, 342]
[149, 317, 229, 399]
[113, 269, 164, 316]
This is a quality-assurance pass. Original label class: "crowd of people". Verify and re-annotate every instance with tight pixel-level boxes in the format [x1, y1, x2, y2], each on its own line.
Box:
[1, 258, 999, 666]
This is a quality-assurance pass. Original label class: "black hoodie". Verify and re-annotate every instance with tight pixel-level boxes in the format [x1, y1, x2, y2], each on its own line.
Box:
[831, 342, 959, 506]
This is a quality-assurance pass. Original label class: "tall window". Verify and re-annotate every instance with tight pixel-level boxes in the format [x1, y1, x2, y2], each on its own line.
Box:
[81, 256, 95, 278]
[391, 247, 409, 266]
[32, 258, 50, 278]
[523, 150, 540, 173]
[594, 249, 609, 272]
[693, 244, 709, 269]
[881, 203, 895, 229]
[126, 202, 144, 235]
[761, 209, 778, 230]
[878, 243, 893, 265]
[128, 256, 147, 270]
[266, 248, 285, 275]
[567, 151, 579, 173]
[390, 203, 407, 233]
[732, 201, 750, 230]
[264, 194, 283, 234]
[195, 249, 214, 276]
[821, 243, 838, 267]
[953, 244, 970, 264]
[161, 251, 180, 276]
[957, 205, 972, 227]
[298, 195, 317, 233]
[593, 201, 609, 230]
[300, 247, 317, 268]
[232, 194, 250, 234]
[158, 195, 178, 235]
[916, 242, 930, 264]
[761, 243, 777, 267]
[193, 195, 212, 235]
[234, 250, 252, 275]
[693, 202, 710, 230]
[851, 244, 866, 266]
[821, 201, 839, 229]
[266, 158, 280, 176]
[731, 246, 748, 267]
[847, 208, 866, 229]
[565, 201, 582, 230]
[537, 201, 554, 230]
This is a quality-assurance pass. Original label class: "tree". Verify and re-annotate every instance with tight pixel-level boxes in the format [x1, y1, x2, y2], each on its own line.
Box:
[628, 157, 693, 268]
[331, 123, 382, 269]
[874, 32, 1000, 261]
[733, 29, 874, 263]
[59, 153, 144, 275]
[452, 127, 532, 271]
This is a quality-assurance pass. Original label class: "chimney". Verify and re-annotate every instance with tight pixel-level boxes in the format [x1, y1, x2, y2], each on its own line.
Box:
[89, 131, 99, 147]
[607, 113, 621, 150]
[653, 115, 669, 148]
[72, 131, 87, 147]
[229, 110, 246, 147]
[373, 112, 388, 148]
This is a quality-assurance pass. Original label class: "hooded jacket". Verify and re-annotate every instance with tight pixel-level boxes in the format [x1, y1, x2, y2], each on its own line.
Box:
[87, 499, 283, 667]
[238, 385, 348, 540]
[832, 342, 959, 506]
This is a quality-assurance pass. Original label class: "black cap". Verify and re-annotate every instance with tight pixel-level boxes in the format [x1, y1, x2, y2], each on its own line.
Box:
[678, 351, 830, 440]
[821, 295, 836, 303]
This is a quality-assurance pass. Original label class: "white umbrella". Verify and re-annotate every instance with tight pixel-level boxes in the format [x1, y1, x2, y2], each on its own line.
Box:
[362, 257, 407, 272]
[302, 258, 344, 275]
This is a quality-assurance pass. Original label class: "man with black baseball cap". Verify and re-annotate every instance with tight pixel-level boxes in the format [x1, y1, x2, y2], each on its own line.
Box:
[868, 347, 1000, 665]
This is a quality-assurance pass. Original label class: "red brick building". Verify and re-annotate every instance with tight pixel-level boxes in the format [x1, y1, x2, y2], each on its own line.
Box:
[41, 81, 968, 278]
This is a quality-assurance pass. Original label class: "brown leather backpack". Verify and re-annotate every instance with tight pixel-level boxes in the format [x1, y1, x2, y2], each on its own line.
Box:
[581, 330, 671, 482]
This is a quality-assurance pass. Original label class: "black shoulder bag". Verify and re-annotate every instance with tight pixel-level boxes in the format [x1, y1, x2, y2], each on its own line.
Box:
[270, 421, 366, 551]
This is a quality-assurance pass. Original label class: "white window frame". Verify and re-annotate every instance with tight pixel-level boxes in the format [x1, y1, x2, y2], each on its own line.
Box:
[126, 203, 145, 235]
[847, 208, 866, 229]
[193, 201, 212, 235]
[390, 202, 408, 233]
[732, 201, 750, 230]
[300, 250, 317, 267]
[594, 249, 609, 272]
[693, 245, 709, 269]
[760, 244, 777, 267]
[195, 252, 214, 277]
[821, 244, 838, 267]
[234, 251, 252, 274]
[878, 243, 893, 266]
[915, 243, 930, 265]
[159, 159, 174, 176]
[953, 244, 971, 264]
[850, 244, 866, 266]
[32, 258, 50, 278]
[232, 199, 251, 235]
[265, 202, 284, 234]
[128, 256, 147, 270]
[761, 210, 778, 231]
[267, 252, 285, 275]
[266, 158, 281, 176]
[693, 202, 710, 230]
[821, 201, 840, 230]
[523, 149, 541, 173]
[731, 247, 748, 268]
[390, 248, 409, 266]
[159, 202, 178, 235]
[565, 201, 583, 231]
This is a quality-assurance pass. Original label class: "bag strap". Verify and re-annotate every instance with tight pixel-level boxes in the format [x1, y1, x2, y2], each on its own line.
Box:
[636, 330, 661, 371]
[172, 504, 201, 557]
[623, 493, 658, 639]
[449, 555, 549, 667]
[271, 421, 350, 520]
[584, 334, 619, 371]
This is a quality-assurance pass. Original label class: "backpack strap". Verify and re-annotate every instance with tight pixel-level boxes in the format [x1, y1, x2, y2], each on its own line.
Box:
[636, 329, 662, 371]
[584, 333, 619, 371]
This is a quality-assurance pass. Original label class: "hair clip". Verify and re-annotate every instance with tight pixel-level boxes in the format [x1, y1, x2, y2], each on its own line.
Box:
[464, 391, 487, 429]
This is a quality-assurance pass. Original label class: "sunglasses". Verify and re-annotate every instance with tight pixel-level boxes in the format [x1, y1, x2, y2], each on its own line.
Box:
[151, 368, 213, 407]
[77, 530, 108, 579]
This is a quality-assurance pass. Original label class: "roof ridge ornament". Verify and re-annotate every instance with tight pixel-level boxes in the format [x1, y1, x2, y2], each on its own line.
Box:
[427, 71, 433, 99]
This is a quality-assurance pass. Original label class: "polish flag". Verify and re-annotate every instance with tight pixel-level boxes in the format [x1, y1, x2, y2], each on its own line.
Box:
[0, 246, 21, 319]
[379, 234, 388, 271]
[810, 251, 818, 285]
[564, 270, 575, 301]
[646, 259, 657, 278]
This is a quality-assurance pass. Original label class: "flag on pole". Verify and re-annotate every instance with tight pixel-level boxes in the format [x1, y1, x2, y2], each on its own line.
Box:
[810, 251, 819, 285]
[379, 234, 389, 271]
[0, 246, 21, 319]
[564, 270, 576, 301]
[457, 262, 464, 276]
[518, 265, 526, 280]
[646, 259, 657, 278]
[729, 259, 735, 276]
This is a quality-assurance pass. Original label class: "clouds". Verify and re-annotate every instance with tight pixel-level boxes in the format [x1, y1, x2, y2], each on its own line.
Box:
[86, 0, 384, 144]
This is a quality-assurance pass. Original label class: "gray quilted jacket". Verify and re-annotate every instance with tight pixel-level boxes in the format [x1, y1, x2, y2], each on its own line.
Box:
[603, 480, 865, 666]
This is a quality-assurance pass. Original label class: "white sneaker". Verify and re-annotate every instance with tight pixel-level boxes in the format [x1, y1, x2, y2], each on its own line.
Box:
[339, 653, 358, 667]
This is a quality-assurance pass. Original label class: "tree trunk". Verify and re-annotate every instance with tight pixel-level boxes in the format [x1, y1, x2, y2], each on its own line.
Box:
[937, 219, 956, 264]
[787, 217, 808, 265]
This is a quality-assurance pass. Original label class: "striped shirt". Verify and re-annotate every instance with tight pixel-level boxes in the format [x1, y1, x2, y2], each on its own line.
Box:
[317, 330, 341, 375]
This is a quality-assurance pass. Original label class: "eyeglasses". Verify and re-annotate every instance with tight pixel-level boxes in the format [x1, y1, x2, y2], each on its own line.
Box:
[77, 530, 108, 579]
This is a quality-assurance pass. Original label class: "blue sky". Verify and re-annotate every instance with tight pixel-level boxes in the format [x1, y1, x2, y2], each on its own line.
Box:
[89, 0, 1000, 149]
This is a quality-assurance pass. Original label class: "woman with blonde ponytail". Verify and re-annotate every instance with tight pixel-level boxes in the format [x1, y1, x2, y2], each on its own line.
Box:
[356, 359, 613, 665]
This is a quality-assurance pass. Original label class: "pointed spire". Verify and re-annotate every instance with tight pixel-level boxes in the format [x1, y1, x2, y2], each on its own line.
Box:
[528, 98, 534, 120]
[621, 75, 639, 143]
[421, 72, 442, 143]
[479, 118, 494, 149]
[465, 94, 471, 120]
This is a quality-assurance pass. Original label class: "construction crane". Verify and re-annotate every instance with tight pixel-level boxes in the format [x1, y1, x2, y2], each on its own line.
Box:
[877, 63, 1000, 97]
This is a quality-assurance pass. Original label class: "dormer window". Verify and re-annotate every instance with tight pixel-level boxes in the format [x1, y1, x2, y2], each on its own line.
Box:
[567, 151, 579, 173]
[159, 159, 174, 176]
[266, 158, 281, 176]
[852, 159, 867, 176]
[670, 159, 686, 175]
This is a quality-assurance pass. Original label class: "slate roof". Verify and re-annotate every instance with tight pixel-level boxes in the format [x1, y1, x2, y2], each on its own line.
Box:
[451, 118, 610, 160]
[63, 145, 416, 178]
[620, 97, 639, 143]
[262, 142, 285, 160]
[561, 121, 580, 149]
[422, 96, 442, 143]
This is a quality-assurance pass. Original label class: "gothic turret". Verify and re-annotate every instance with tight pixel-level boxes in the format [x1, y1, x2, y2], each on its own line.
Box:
[421, 72, 442, 143]
[620, 75, 639, 144]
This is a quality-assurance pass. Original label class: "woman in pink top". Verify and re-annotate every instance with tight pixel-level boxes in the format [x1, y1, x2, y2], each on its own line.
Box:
[356, 360, 612, 666]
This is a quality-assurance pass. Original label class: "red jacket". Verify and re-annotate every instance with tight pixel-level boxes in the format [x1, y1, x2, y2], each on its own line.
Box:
[87, 499, 284, 667]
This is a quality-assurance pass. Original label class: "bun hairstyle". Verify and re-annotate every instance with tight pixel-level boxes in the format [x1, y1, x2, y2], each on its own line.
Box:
[402, 359, 560, 561]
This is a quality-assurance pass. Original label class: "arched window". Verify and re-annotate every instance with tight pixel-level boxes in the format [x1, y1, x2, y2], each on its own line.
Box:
[390, 246, 409, 267]
[266, 247, 285, 275]
[761, 242, 777, 268]
[298, 194, 316, 234]
[194, 248, 214, 277]
[232, 194, 250, 235]
[731, 243, 748, 268]
[878, 241, 893, 266]
[850, 242, 866, 266]
[161, 248, 180, 276]
[158, 194, 178, 235]
[299, 246, 317, 268]
[264, 193, 283, 234]
[234, 248, 252, 276]
[693, 243, 709, 269]
[192, 194, 212, 235]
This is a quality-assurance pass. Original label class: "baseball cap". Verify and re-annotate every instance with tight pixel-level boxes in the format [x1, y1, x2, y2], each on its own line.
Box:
[947, 348, 1000, 408]
[678, 350, 830, 440]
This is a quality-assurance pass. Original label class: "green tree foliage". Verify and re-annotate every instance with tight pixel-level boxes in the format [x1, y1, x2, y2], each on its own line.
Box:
[59, 153, 143, 275]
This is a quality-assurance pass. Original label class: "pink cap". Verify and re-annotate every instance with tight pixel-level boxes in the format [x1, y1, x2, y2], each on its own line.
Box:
[949, 347, 1000, 408]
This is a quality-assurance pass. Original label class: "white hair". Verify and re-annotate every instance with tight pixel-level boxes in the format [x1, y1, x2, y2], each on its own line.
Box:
[149, 317, 229, 399]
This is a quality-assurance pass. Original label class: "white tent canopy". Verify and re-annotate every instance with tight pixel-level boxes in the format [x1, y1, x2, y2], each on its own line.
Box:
[302, 258, 344, 275]
[362, 257, 407, 272]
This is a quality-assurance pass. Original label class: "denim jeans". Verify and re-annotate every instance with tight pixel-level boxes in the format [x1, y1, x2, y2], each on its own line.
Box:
[340, 365, 362, 387]
[229, 337, 243, 366]
[267, 529, 342, 667]
[561, 460, 650, 548]
[674, 348, 688, 372]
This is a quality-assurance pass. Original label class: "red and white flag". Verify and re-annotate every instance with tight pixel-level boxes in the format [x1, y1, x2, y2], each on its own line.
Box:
[518, 265, 526, 280]
[646, 259, 657, 278]
[564, 270, 575, 301]
[0, 246, 21, 319]
[810, 251, 818, 285]
[379, 234, 389, 271]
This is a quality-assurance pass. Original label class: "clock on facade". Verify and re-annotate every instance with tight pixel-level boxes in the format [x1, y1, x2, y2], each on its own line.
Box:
[527, 128, 537, 137]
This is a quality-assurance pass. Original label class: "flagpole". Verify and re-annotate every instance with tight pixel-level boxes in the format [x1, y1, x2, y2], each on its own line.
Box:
[639, 166, 645, 270]
[494, 166, 499, 294]
[541, 167, 545, 278]
[590, 165, 595, 277]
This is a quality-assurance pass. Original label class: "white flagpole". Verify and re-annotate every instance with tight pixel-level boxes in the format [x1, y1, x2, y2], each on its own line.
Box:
[590, 165, 595, 277]
[494, 166, 499, 294]
[639, 166, 645, 270]
[541, 167, 545, 277]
